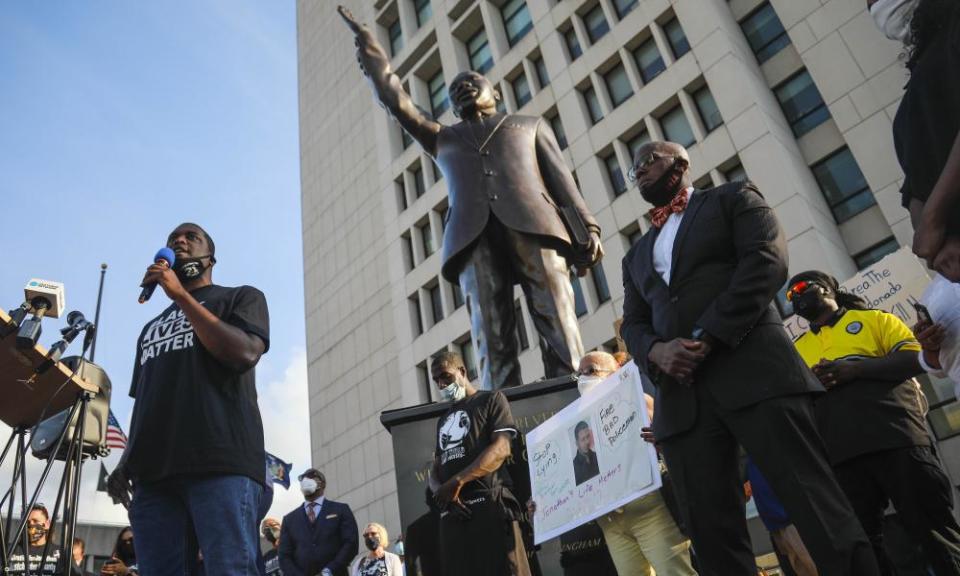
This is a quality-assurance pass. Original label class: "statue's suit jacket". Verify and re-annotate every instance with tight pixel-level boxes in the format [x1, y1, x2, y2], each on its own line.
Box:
[434, 113, 597, 282]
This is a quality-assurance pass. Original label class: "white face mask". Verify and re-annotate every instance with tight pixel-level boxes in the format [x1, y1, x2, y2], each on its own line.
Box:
[440, 381, 466, 402]
[870, 0, 919, 42]
[577, 375, 604, 396]
[300, 478, 318, 496]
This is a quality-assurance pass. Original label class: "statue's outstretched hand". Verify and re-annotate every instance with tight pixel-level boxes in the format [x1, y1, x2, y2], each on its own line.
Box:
[337, 5, 363, 35]
[338, 5, 387, 77]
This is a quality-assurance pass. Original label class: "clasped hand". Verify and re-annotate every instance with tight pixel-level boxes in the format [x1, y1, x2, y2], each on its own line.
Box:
[435, 477, 472, 520]
[649, 338, 710, 385]
[811, 358, 859, 389]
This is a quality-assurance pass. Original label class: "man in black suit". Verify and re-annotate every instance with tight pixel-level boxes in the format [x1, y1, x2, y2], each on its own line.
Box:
[619, 141, 879, 576]
[279, 469, 358, 576]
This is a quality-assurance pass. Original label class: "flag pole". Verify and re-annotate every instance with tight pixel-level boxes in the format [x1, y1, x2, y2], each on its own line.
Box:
[89, 263, 107, 362]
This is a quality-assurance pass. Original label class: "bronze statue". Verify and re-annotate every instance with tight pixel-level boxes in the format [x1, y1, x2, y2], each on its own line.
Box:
[339, 6, 604, 389]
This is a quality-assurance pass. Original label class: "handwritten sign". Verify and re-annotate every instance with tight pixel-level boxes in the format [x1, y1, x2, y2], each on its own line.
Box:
[783, 248, 931, 340]
[526, 363, 661, 544]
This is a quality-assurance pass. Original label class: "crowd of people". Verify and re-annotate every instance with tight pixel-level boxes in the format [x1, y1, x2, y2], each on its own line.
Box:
[9, 0, 953, 575]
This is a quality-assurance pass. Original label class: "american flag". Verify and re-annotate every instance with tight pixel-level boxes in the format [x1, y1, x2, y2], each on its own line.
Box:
[106, 410, 128, 451]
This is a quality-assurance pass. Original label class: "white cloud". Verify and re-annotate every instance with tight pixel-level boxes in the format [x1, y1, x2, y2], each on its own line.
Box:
[0, 347, 311, 529]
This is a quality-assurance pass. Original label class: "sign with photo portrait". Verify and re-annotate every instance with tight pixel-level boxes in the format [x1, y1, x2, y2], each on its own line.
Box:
[526, 362, 661, 544]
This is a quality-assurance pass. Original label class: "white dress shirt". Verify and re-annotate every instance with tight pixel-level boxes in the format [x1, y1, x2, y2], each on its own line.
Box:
[652, 187, 695, 284]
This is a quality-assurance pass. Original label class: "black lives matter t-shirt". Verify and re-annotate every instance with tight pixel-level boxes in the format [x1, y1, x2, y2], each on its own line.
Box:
[435, 391, 517, 502]
[126, 284, 270, 485]
[5, 545, 65, 575]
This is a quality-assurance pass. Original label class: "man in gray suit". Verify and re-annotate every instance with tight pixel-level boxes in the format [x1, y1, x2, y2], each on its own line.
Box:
[339, 6, 603, 390]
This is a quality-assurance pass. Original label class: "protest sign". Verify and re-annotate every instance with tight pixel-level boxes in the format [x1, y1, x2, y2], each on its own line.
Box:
[783, 248, 931, 339]
[526, 362, 661, 544]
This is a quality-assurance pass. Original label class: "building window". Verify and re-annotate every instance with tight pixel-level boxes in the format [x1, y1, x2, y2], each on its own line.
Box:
[775, 70, 830, 137]
[512, 72, 532, 107]
[502, 0, 533, 46]
[415, 0, 432, 27]
[533, 55, 550, 89]
[432, 160, 443, 182]
[604, 153, 627, 196]
[603, 63, 633, 108]
[582, 85, 604, 124]
[467, 29, 494, 73]
[412, 164, 426, 198]
[564, 27, 582, 61]
[550, 114, 568, 149]
[515, 301, 529, 350]
[583, 4, 610, 44]
[592, 262, 611, 304]
[429, 283, 444, 324]
[659, 105, 695, 147]
[626, 227, 644, 246]
[741, 2, 790, 64]
[388, 20, 403, 56]
[496, 90, 507, 113]
[693, 85, 723, 132]
[724, 163, 747, 182]
[452, 282, 465, 309]
[417, 361, 431, 401]
[410, 295, 423, 336]
[401, 233, 414, 271]
[401, 128, 413, 149]
[633, 38, 666, 83]
[812, 147, 875, 223]
[428, 71, 449, 117]
[571, 271, 588, 317]
[396, 176, 407, 212]
[854, 237, 899, 269]
[418, 220, 435, 256]
[613, 0, 637, 19]
[627, 131, 650, 163]
[662, 17, 690, 58]
[459, 338, 479, 381]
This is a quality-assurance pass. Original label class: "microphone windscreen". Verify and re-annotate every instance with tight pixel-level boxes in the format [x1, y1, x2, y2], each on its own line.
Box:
[154, 247, 176, 267]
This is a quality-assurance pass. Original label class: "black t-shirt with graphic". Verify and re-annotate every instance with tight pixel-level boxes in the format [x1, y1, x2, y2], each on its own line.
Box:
[5, 545, 65, 576]
[435, 391, 517, 502]
[126, 284, 270, 485]
[357, 557, 387, 576]
[263, 549, 282, 576]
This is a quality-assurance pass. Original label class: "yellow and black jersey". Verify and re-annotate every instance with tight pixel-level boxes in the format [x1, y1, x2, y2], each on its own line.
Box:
[793, 309, 929, 465]
[794, 308, 921, 366]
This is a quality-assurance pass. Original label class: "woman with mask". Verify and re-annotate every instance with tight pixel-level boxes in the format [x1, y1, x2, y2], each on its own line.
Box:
[100, 527, 138, 576]
[877, 0, 960, 280]
[787, 270, 960, 575]
[348, 523, 403, 576]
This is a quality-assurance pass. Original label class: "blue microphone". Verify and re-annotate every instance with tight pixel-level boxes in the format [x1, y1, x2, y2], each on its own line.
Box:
[138, 247, 176, 303]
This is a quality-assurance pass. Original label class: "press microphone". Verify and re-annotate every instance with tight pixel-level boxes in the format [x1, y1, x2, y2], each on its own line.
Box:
[138, 247, 176, 303]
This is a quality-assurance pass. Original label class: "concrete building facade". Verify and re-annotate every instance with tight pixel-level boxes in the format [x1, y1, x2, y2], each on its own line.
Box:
[297, 0, 959, 538]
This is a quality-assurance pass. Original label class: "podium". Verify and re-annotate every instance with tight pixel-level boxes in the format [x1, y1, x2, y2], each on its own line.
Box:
[0, 308, 102, 573]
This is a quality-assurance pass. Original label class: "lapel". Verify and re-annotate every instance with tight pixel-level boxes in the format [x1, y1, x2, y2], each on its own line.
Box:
[640, 225, 665, 290]
[452, 113, 508, 152]
[669, 190, 706, 286]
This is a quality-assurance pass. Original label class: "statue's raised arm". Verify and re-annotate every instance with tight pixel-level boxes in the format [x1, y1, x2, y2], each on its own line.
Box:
[338, 5, 441, 156]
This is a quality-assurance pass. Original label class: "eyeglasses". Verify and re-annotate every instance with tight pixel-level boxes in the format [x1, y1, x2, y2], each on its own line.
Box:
[785, 280, 824, 302]
[627, 152, 675, 183]
[577, 366, 613, 377]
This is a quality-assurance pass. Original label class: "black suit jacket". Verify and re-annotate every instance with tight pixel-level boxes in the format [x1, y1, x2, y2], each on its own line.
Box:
[620, 181, 822, 440]
[278, 499, 358, 576]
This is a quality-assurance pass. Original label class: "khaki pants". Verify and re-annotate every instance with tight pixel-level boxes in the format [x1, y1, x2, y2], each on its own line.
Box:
[599, 490, 697, 576]
[771, 525, 818, 576]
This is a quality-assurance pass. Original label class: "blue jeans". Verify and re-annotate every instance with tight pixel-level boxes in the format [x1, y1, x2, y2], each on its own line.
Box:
[130, 474, 264, 576]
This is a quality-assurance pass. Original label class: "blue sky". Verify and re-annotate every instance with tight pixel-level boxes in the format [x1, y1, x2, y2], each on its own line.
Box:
[0, 1, 312, 522]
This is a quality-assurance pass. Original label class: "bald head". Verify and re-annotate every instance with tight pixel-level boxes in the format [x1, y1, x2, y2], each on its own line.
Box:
[578, 351, 619, 377]
[636, 141, 690, 164]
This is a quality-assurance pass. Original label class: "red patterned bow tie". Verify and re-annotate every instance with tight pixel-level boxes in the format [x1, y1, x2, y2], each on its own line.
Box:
[649, 189, 689, 228]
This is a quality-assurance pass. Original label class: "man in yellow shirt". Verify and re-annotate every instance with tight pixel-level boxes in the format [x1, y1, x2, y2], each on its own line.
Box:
[788, 270, 960, 576]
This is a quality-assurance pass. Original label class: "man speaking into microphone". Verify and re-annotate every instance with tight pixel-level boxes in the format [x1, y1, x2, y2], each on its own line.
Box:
[107, 222, 270, 576]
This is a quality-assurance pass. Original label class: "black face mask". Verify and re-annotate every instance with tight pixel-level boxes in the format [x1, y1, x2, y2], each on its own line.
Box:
[639, 159, 683, 207]
[27, 523, 46, 544]
[173, 255, 213, 282]
[364, 535, 381, 551]
[117, 541, 136, 564]
[792, 287, 832, 321]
